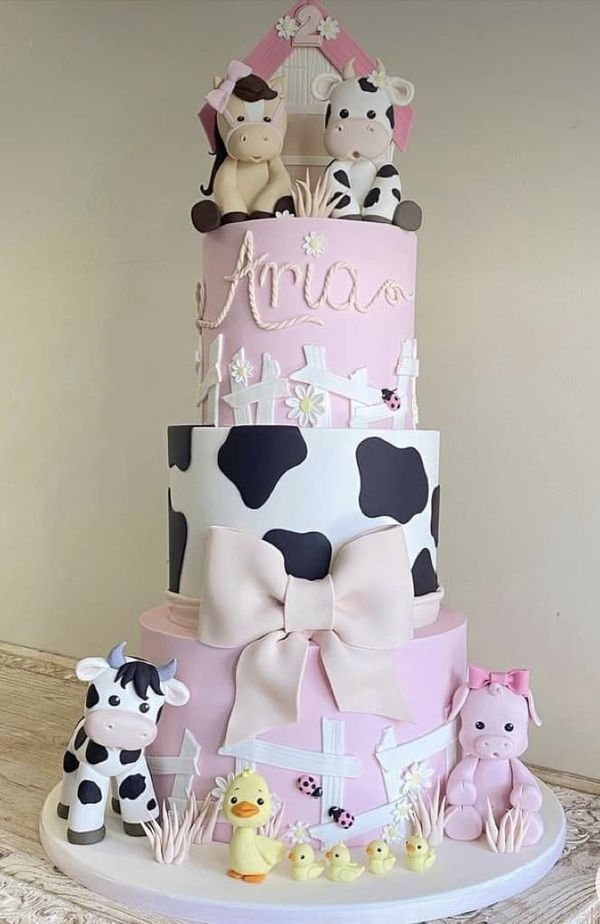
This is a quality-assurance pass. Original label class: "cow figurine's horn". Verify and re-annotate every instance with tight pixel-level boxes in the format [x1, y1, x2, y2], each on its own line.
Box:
[106, 641, 127, 668]
[157, 658, 177, 683]
[342, 58, 356, 80]
[375, 57, 387, 75]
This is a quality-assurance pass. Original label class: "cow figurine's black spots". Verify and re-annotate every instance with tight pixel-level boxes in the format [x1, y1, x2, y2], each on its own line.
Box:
[58, 642, 189, 846]
[430, 485, 440, 547]
[411, 547, 438, 597]
[381, 388, 401, 411]
[328, 805, 355, 829]
[168, 489, 188, 594]
[356, 438, 429, 524]
[297, 775, 323, 798]
[263, 529, 332, 580]
[168, 426, 193, 472]
[218, 426, 308, 509]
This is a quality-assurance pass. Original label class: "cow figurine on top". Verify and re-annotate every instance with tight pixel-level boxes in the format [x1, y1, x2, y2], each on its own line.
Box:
[445, 665, 544, 846]
[311, 59, 422, 231]
[57, 642, 189, 845]
[192, 61, 293, 233]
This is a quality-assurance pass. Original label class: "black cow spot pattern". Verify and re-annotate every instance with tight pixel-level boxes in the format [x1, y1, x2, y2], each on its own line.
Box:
[356, 438, 429, 523]
[333, 169, 351, 188]
[376, 164, 399, 178]
[78, 779, 103, 804]
[168, 426, 193, 472]
[263, 530, 332, 580]
[431, 485, 440, 547]
[392, 188, 402, 202]
[335, 194, 351, 210]
[168, 489, 188, 594]
[119, 773, 146, 800]
[386, 105, 395, 128]
[411, 548, 438, 597]
[86, 741, 109, 765]
[74, 726, 87, 750]
[358, 76, 378, 93]
[120, 749, 142, 766]
[218, 427, 308, 509]
[364, 188, 381, 209]
[147, 798, 157, 812]
[156, 705, 164, 724]
[86, 684, 99, 709]
[63, 750, 79, 774]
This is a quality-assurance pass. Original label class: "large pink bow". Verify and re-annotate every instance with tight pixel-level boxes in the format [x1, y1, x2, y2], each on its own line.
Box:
[199, 525, 416, 745]
[468, 665, 530, 696]
[205, 60, 252, 114]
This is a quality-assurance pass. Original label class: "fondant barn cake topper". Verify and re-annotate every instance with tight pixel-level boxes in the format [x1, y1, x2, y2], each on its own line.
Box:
[192, 0, 421, 232]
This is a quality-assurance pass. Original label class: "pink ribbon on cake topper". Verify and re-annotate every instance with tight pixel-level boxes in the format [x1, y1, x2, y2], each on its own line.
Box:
[198, 525, 415, 745]
[206, 59, 252, 114]
[468, 665, 530, 696]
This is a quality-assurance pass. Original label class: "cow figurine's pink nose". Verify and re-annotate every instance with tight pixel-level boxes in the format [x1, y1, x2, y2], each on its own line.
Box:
[84, 710, 158, 750]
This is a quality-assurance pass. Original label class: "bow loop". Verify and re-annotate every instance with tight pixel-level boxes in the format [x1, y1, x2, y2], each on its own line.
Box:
[206, 60, 252, 114]
[468, 665, 530, 696]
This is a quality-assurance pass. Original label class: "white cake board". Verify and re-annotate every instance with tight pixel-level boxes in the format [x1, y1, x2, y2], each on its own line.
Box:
[40, 783, 565, 924]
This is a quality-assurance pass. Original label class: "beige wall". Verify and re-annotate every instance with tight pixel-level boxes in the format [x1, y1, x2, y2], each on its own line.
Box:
[1, 0, 599, 777]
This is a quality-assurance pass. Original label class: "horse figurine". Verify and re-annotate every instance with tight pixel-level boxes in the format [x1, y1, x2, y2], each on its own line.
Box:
[192, 61, 293, 233]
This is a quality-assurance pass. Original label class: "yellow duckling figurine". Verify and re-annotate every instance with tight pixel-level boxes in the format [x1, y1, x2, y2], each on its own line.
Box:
[365, 838, 396, 875]
[222, 770, 285, 883]
[405, 834, 436, 873]
[288, 844, 325, 881]
[325, 842, 364, 882]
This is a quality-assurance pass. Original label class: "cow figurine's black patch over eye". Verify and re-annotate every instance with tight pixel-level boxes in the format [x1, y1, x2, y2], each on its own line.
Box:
[108, 695, 120, 707]
[339, 108, 349, 119]
[139, 702, 150, 714]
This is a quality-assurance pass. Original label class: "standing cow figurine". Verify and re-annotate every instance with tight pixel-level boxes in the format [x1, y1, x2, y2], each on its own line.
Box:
[192, 61, 293, 233]
[445, 665, 544, 845]
[57, 642, 189, 845]
[312, 58, 422, 231]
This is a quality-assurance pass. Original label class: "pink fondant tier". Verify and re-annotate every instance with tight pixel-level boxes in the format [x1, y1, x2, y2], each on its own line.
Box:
[198, 218, 418, 429]
[140, 606, 467, 849]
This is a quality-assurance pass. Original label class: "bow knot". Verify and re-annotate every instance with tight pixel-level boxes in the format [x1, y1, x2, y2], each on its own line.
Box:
[206, 60, 252, 114]
[199, 525, 416, 744]
[468, 665, 530, 696]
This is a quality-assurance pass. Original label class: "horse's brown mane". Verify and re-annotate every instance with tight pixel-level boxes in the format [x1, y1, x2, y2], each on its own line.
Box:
[233, 74, 277, 103]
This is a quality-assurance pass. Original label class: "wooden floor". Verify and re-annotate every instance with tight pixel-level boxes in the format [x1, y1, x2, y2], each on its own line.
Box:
[0, 640, 599, 924]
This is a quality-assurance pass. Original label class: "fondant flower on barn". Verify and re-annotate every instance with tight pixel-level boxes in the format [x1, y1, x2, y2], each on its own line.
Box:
[302, 231, 326, 257]
[285, 384, 325, 427]
[400, 761, 434, 794]
[381, 821, 406, 844]
[392, 798, 412, 830]
[285, 820, 311, 844]
[317, 16, 340, 40]
[275, 14, 298, 39]
[229, 355, 254, 386]
[210, 772, 235, 803]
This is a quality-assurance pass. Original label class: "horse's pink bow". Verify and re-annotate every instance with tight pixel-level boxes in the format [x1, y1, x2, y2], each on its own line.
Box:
[206, 60, 252, 114]
[199, 525, 416, 745]
[468, 665, 530, 696]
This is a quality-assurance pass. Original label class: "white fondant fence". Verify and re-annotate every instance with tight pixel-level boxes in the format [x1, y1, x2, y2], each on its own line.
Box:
[195, 332, 419, 428]
[147, 728, 202, 810]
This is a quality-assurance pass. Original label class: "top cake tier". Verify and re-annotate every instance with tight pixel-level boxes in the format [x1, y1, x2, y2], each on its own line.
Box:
[196, 217, 418, 429]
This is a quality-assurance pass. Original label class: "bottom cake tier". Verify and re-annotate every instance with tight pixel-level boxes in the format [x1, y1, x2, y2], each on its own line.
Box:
[140, 606, 467, 848]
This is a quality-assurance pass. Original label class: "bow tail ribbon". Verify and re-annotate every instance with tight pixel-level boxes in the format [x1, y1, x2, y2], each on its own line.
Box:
[224, 629, 410, 746]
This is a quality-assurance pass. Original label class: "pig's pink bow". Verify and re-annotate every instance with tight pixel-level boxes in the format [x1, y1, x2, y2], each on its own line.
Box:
[206, 60, 252, 114]
[468, 665, 530, 696]
[198, 525, 416, 745]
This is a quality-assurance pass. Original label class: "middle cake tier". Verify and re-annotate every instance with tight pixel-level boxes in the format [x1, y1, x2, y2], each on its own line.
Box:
[167, 425, 441, 620]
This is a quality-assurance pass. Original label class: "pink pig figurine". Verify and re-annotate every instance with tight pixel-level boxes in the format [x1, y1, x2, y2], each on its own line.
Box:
[445, 666, 544, 845]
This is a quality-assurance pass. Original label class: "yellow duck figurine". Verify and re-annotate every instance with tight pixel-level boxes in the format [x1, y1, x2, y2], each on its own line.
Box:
[222, 770, 285, 883]
[288, 844, 325, 881]
[365, 838, 396, 875]
[325, 843, 365, 882]
[405, 834, 436, 873]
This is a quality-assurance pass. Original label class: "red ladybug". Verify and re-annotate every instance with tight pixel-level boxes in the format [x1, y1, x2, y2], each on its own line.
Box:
[328, 806, 355, 828]
[297, 775, 323, 798]
[381, 388, 401, 411]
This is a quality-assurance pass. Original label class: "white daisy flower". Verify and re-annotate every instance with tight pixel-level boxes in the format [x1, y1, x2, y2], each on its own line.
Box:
[210, 772, 235, 802]
[275, 15, 298, 40]
[392, 799, 412, 826]
[367, 68, 390, 89]
[400, 761, 434, 794]
[317, 16, 340, 40]
[275, 209, 293, 218]
[285, 384, 325, 427]
[285, 820, 311, 844]
[229, 355, 254, 386]
[302, 231, 326, 257]
[381, 821, 405, 844]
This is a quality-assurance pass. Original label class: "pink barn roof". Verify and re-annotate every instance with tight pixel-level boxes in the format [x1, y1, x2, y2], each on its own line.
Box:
[198, 0, 414, 153]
